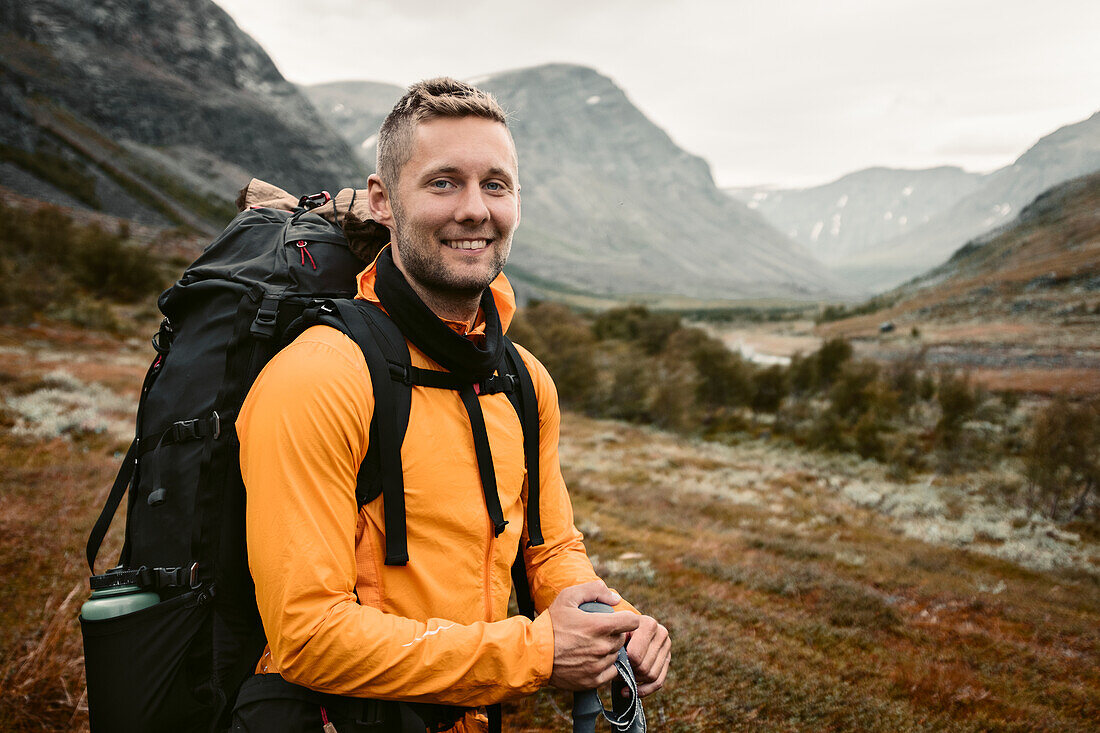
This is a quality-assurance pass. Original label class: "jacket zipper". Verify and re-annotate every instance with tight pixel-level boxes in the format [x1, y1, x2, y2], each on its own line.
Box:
[483, 514, 495, 621]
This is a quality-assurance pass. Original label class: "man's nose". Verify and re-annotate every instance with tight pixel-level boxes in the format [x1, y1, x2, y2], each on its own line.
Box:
[454, 185, 490, 224]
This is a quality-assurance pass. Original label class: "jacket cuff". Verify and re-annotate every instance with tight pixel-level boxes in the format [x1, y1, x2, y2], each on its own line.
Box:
[530, 611, 556, 686]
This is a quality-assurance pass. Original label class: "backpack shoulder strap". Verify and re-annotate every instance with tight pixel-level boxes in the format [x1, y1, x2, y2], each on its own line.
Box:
[501, 339, 542, 622]
[315, 299, 412, 566]
[502, 339, 543, 548]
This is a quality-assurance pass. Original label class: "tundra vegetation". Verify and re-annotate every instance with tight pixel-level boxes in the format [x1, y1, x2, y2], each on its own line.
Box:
[512, 303, 1099, 529]
[1, 282, 1096, 730]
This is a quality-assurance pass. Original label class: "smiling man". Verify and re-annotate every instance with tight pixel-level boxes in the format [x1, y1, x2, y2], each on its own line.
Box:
[235, 79, 669, 733]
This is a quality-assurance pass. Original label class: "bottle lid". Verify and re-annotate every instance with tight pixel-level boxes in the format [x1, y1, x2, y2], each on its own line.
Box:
[89, 566, 145, 591]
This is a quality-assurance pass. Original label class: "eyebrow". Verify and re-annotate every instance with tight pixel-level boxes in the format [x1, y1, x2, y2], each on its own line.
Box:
[422, 165, 515, 183]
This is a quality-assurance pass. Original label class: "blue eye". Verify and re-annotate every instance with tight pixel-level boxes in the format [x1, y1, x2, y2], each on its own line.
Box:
[430, 180, 454, 189]
[485, 182, 503, 191]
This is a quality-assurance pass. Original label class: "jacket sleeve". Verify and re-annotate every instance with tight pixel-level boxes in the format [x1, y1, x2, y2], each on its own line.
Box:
[238, 327, 554, 706]
[513, 345, 637, 615]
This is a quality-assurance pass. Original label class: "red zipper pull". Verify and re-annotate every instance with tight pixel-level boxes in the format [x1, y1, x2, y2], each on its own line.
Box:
[320, 705, 337, 732]
[297, 240, 317, 270]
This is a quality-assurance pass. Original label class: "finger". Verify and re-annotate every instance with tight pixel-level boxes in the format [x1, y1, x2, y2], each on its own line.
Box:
[636, 624, 669, 680]
[597, 610, 640, 636]
[562, 580, 621, 608]
[637, 650, 670, 697]
[593, 584, 622, 607]
[593, 661, 621, 688]
[625, 618, 657, 667]
[558, 581, 605, 607]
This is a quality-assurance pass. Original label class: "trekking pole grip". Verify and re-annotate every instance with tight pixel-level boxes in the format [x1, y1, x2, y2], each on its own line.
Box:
[572, 602, 614, 733]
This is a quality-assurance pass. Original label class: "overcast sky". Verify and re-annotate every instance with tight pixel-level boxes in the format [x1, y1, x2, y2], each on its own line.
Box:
[215, 0, 1100, 189]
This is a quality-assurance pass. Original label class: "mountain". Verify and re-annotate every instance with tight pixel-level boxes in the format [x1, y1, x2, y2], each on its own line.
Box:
[819, 170, 1100, 340]
[726, 166, 985, 268]
[839, 112, 1100, 290]
[307, 64, 843, 303]
[301, 81, 405, 169]
[0, 0, 365, 230]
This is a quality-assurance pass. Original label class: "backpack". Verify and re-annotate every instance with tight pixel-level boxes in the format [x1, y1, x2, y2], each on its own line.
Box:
[81, 186, 541, 732]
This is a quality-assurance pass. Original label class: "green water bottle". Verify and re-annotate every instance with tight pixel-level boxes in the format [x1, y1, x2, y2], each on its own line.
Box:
[81, 567, 159, 621]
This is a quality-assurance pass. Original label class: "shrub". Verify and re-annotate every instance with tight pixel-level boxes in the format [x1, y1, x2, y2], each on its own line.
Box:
[592, 305, 681, 355]
[751, 365, 789, 413]
[650, 349, 699, 431]
[601, 344, 653, 422]
[668, 327, 752, 409]
[788, 352, 817, 395]
[515, 302, 597, 410]
[935, 371, 980, 443]
[1023, 397, 1099, 520]
[816, 338, 854, 388]
[854, 412, 887, 461]
[0, 202, 168, 325]
[828, 361, 882, 420]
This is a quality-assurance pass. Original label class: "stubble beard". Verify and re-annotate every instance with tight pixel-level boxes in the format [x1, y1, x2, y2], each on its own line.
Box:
[391, 201, 511, 301]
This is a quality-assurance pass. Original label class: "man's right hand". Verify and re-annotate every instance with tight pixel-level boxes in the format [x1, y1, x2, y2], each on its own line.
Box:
[547, 581, 640, 691]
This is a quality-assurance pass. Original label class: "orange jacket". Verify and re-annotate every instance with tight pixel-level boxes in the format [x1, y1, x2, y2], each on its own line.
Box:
[238, 257, 618, 729]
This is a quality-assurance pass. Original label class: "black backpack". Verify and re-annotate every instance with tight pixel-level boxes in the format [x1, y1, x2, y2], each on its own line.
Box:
[81, 194, 541, 732]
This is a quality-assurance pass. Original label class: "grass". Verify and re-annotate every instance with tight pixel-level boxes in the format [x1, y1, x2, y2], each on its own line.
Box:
[0, 328, 1097, 731]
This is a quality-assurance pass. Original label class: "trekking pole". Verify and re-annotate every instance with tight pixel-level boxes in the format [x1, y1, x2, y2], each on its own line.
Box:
[572, 602, 646, 733]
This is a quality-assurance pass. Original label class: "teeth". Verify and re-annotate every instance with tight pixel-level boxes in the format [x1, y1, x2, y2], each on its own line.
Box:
[445, 239, 487, 250]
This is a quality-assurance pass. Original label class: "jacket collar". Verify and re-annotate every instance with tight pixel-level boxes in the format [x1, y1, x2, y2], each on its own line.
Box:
[355, 245, 517, 337]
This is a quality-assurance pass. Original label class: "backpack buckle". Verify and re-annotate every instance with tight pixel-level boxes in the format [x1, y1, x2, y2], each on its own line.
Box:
[172, 419, 200, 442]
[388, 363, 413, 386]
[250, 297, 280, 339]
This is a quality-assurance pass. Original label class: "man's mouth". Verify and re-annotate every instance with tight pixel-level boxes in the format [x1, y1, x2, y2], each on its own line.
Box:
[443, 238, 490, 251]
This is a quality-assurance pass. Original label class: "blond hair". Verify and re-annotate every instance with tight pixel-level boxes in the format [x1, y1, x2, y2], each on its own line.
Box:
[376, 77, 509, 189]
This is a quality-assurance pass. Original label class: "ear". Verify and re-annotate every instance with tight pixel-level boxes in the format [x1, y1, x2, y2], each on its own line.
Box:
[367, 173, 395, 230]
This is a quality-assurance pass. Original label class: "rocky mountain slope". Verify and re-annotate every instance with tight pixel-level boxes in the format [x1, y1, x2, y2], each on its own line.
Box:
[901, 169, 1100, 320]
[817, 171, 1100, 393]
[0, 0, 365, 230]
[301, 81, 405, 169]
[307, 65, 844, 303]
[727, 166, 985, 267]
[840, 112, 1100, 290]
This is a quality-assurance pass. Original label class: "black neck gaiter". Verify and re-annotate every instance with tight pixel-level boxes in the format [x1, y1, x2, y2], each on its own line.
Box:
[373, 248, 506, 381]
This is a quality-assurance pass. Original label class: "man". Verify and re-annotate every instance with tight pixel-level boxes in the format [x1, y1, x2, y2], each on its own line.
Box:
[235, 78, 670, 732]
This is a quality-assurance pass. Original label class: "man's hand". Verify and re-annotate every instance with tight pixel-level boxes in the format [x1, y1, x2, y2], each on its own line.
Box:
[548, 581, 640, 691]
[624, 614, 671, 697]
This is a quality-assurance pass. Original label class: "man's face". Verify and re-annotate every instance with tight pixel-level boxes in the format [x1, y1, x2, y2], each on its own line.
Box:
[384, 116, 520, 300]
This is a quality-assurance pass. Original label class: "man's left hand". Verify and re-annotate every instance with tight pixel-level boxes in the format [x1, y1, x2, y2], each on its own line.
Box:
[624, 615, 670, 697]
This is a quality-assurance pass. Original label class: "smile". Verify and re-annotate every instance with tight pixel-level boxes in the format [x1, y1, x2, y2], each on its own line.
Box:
[443, 239, 489, 250]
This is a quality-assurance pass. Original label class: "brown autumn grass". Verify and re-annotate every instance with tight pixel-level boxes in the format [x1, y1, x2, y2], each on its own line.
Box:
[1, 326, 1098, 732]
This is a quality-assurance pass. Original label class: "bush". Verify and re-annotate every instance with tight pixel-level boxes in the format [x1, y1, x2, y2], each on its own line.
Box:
[513, 302, 597, 410]
[593, 305, 681, 355]
[786, 338, 853, 397]
[935, 371, 980, 439]
[0, 202, 169, 325]
[828, 361, 882, 420]
[1023, 398, 1099, 520]
[817, 338, 854, 388]
[751, 365, 789, 413]
[669, 327, 752, 409]
[601, 344, 653, 422]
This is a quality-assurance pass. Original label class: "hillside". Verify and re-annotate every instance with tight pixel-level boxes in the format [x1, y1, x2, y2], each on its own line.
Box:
[301, 81, 405, 169]
[727, 166, 985, 268]
[818, 171, 1100, 394]
[840, 112, 1100, 290]
[0, 0, 365, 230]
[307, 65, 845, 303]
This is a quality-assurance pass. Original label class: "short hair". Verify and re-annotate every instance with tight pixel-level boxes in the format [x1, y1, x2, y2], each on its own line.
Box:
[376, 77, 509, 190]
